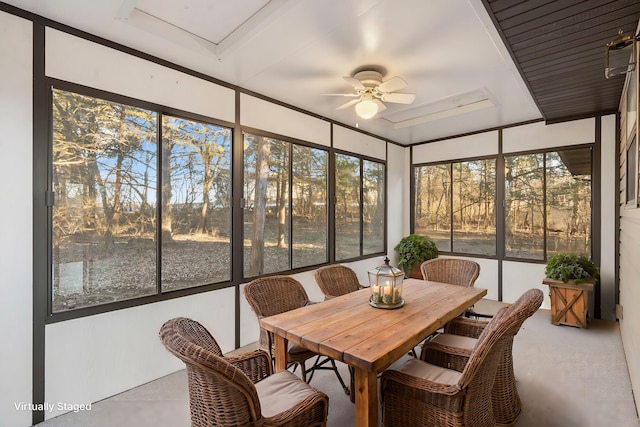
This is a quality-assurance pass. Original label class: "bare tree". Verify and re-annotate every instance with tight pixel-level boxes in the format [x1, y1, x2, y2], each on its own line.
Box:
[249, 136, 271, 276]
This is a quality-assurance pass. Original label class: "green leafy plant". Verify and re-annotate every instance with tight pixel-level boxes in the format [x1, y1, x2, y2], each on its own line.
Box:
[394, 234, 439, 274]
[544, 253, 598, 283]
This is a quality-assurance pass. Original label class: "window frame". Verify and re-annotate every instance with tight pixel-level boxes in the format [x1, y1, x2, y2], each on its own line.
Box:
[45, 80, 237, 322]
[41, 82, 388, 322]
[624, 41, 639, 209]
[411, 145, 594, 263]
[333, 148, 387, 262]
[502, 145, 593, 262]
[412, 155, 498, 258]
[625, 134, 638, 208]
[240, 129, 332, 277]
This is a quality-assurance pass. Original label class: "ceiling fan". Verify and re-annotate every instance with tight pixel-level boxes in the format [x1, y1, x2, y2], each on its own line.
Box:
[326, 70, 416, 119]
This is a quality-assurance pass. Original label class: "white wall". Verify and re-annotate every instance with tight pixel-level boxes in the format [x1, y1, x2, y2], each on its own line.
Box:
[502, 261, 548, 308]
[618, 68, 640, 412]
[503, 118, 595, 153]
[46, 29, 235, 123]
[0, 11, 33, 427]
[619, 212, 640, 407]
[466, 257, 499, 300]
[45, 288, 235, 419]
[413, 130, 498, 163]
[333, 125, 386, 160]
[600, 114, 617, 321]
[240, 93, 331, 147]
[386, 143, 409, 266]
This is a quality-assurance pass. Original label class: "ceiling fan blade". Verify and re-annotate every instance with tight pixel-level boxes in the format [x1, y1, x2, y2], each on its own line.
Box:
[322, 93, 359, 97]
[377, 76, 407, 93]
[374, 99, 387, 112]
[336, 98, 361, 110]
[381, 92, 416, 104]
[343, 76, 365, 90]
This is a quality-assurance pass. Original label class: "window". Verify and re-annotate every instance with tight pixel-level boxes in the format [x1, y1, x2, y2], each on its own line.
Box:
[362, 160, 385, 255]
[545, 149, 591, 257]
[415, 159, 496, 255]
[243, 133, 328, 277]
[50, 87, 384, 316]
[415, 148, 591, 260]
[453, 160, 496, 255]
[335, 154, 385, 260]
[626, 136, 637, 206]
[415, 163, 451, 251]
[504, 153, 544, 259]
[292, 144, 329, 268]
[51, 88, 232, 312]
[505, 148, 591, 259]
[160, 115, 232, 291]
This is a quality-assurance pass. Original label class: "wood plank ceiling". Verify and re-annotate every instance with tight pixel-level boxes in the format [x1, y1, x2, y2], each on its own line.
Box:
[482, 0, 640, 123]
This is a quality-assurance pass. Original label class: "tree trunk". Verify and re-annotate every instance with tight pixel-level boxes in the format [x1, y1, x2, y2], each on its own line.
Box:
[161, 139, 174, 243]
[249, 137, 271, 276]
[277, 157, 287, 248]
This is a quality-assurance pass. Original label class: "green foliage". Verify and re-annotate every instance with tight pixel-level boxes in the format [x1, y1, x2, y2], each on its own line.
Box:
[545, 253, 598, 282]
[394, 234, 439, 274]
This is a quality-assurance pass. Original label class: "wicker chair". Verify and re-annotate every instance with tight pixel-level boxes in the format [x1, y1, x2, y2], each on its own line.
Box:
[419, 257, 480, 287]
[420, 288, 544, 426]
[380, 288, 543, 427]
[419, 257, 490, 319]
[243, 275, 349, 395]
[313, 264, 364, 300]
[159, 317, 329, 427]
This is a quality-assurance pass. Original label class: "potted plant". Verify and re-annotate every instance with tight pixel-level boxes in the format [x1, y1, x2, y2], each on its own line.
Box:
[394, 234, 439, 279]
[543, 253, 598, 328]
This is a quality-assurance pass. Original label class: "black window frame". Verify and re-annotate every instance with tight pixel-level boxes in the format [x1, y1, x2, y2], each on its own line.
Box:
[44, 80, 237, 322]
[411, 144, 594, 264]
[412, 155, 498, 258]
[240, 129, 332, 276]
[40, 81, 388, 323]
[503, 145, 593, 263]
[333, 148, 387, 262]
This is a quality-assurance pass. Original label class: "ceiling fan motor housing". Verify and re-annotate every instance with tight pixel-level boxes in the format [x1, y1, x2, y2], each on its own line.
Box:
[354, 70, 384, 88]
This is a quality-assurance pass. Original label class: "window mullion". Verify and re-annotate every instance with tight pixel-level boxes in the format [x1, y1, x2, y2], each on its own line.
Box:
[449, 163, 454, 252]
[288, 143, 293, 270]
[156, 113, 163, 296]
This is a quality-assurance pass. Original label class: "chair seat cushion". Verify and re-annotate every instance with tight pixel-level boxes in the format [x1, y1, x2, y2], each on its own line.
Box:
[397, 358, 461, 386]
[431, 333, 477, 351]
[256, 370, 318, 417]
[289, 342, 312, 355]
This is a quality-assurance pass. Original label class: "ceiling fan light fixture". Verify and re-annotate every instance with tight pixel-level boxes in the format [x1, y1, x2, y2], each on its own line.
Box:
[355, 98, 379, 119]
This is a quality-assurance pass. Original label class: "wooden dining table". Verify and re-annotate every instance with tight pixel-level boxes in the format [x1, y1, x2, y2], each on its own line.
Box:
[259, 278, 487, 427]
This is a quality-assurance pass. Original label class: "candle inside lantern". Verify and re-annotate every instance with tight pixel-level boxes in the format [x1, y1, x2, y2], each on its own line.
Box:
[371, 284, 382, 303]
[367, 257, 404, 309]
[383, 281, 393, 303]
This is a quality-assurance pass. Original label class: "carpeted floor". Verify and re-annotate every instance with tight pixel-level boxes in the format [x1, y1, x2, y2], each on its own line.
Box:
[38, 300, 639, 427]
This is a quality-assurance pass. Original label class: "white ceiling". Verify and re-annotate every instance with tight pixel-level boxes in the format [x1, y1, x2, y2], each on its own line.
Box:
[5, 0, 543, 145]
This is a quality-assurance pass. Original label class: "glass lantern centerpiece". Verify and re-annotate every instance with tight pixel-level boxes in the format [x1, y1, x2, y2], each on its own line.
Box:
[368, 257, 404, 309]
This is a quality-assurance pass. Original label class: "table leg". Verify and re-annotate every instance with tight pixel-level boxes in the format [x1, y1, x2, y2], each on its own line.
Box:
[273, 334, 288, 372]
[353, 367, 378, 427]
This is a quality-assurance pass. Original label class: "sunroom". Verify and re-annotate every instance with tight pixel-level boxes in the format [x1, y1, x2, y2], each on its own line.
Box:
[1, 1, 639, 426]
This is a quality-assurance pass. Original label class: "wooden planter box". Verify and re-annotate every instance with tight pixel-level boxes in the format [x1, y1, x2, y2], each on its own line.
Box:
[542, 278, 595, 328]
[409, 263, 423, 279]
